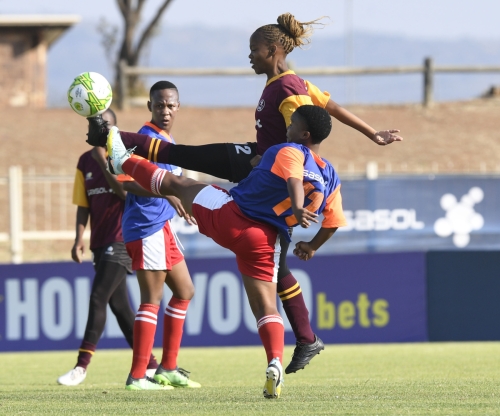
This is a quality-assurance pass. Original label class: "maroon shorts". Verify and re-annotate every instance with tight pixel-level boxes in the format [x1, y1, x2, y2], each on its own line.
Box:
[192, 185, 280, 282]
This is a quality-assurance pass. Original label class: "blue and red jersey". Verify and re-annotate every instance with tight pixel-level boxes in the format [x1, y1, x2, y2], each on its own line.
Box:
[255, 70, 331, 155]
[230, 142, 346, 241]
[121, 122, 182, 243]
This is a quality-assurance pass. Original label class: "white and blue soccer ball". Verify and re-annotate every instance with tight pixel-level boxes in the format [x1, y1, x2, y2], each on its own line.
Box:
[67, 72, 112, 117]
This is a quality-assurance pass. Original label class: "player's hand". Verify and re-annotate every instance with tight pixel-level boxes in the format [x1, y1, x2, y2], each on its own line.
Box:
[71, 241, 84, 263]
[165, 196, 196, 225]
[293, 241, 316, 261]
[183, 213, 197, 226]
[250, 155, 262, 168]
[372, 129, 403, 146]
[293, 208, 318, 228]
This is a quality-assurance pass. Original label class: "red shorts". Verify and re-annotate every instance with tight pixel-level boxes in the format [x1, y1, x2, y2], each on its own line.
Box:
[192, 185, 280, 282]
[125, 221, 184, 271]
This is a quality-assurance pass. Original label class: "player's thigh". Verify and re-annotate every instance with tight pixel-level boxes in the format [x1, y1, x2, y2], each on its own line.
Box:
[136, 269, 167, 305]
[90, 247, 129, 301]
[165, 259, 194, 300]
[241, 274, 278, 320]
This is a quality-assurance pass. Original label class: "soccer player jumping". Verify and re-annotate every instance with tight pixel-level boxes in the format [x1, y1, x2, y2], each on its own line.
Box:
[91, 105, 346, 399]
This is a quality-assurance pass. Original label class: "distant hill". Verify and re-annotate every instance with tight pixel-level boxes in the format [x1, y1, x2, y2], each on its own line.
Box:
[48, 22, 500, 107]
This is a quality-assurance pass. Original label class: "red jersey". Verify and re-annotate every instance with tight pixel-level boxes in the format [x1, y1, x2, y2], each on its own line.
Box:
[72, 151, 130, 250]
[254, 70, 331, 155]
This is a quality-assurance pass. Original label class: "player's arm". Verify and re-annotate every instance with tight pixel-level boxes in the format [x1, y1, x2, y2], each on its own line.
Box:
[91, 147, 127, 200]
[305, 79, 403, 146]
[324, 100, 402, 146]
[72, 166, 90, 263]
[123, 181, 195, 225]
[287, 177, 318, 227]
[293, 185, 347, 261]
[72, 206, 89, 263]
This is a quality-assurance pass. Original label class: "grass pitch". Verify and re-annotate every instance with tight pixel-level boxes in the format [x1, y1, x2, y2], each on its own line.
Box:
[1, 342, 499, 415]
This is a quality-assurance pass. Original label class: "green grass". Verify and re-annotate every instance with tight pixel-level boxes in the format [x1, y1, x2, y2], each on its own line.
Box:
[1, 342, 500, 415]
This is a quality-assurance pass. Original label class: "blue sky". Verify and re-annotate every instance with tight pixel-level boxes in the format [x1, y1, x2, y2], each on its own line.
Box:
[1, 0, 499, 41]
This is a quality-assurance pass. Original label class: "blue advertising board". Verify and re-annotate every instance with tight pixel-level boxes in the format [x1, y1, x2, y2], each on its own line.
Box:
[0, 252, 427, 352]
[427, 251, 500, 341]
[173, 177, 500, 257]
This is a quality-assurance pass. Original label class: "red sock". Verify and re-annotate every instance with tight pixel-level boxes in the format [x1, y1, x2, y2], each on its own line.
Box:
[257, 315, 284, 364]
[120, 131, 173, 162]
[76, 340, 96, 370]
[161, 297, 190, 370]
[130, 303, 159, 379]
[122, 156, 166, 195]
[278, 273, 315, 344]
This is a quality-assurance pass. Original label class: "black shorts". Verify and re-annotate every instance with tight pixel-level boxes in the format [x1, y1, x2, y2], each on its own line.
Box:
[225, 142, 258, 183]
[92, 242, 133, 274]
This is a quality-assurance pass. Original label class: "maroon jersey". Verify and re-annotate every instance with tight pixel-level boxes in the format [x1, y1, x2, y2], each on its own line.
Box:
[73, 151, 127, 250]
[254, 70, 314, 155]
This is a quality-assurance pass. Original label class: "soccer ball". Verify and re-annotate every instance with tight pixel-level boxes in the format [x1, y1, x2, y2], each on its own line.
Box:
[67, 72, 113, 117]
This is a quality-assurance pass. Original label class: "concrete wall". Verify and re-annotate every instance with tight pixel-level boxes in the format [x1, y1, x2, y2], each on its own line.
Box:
[0, 29, 46, 108]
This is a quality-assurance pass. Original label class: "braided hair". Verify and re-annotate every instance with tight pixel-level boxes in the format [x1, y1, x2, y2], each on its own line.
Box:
[253, 13, 326, 55]
[295, 105, 332, 144]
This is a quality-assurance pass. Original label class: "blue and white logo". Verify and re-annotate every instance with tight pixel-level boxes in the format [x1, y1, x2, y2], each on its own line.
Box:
[434, 187, 484, 247]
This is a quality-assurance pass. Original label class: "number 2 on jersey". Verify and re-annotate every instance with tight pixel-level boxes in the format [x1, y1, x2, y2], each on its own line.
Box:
[272, 182, 324, 226]
[235, 145, 252, 155]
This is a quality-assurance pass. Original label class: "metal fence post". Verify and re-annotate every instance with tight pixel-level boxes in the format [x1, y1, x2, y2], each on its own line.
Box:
[423, 57, 434, 107]
[366, 161, 378, 180]
[9, 165, 23, 264]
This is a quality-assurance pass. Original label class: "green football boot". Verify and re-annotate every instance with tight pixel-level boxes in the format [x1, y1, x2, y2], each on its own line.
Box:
[154, 365, 201, 388]
[125, 374, 174, 391]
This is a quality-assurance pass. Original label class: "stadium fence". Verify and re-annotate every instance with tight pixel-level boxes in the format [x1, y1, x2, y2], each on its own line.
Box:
[2, 163, 500, 264]
[118, 58, 500, 109]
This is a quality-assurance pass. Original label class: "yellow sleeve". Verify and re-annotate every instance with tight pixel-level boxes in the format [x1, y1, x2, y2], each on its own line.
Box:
[72, 169, 89, 207]
[279, 94, 314, 127]
[304, 80, 331, 108]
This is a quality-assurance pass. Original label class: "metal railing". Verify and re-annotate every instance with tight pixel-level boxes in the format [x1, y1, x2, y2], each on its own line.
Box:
[118, 57, 500, 109]
[1, 166, 89, 264]
[2, 162, 500, 263]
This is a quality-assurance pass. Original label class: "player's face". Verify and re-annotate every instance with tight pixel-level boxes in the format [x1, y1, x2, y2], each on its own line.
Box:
[148, 88, 180, 132]
[287, 112, 309, 143]
[248, 33, 272, 75]
[101, 111, 116, 128]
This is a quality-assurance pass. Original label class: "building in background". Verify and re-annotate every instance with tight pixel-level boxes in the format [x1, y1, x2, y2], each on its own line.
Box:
[0, 15, 79, 108]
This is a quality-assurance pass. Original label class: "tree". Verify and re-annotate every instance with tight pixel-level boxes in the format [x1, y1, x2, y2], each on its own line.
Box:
[99, 0, 175, 105]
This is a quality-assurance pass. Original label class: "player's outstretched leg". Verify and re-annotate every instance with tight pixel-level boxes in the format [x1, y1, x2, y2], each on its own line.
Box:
[90, 120, 239, 182]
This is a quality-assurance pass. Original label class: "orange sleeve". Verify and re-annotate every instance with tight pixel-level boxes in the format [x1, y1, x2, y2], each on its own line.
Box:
[72, 169, 89, 207]
[304, 80, 331, 108]
[279, 95, 314, 127]
[270, 147, 305, 180]
[321, 185, 347, 228]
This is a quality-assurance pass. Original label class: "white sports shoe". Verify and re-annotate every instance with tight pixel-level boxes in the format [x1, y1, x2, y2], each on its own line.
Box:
[145, 368, 157, 378]
[57, 366, 87, 386]
[263, 358, 283, 399]
[106, 126, 135, 175]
